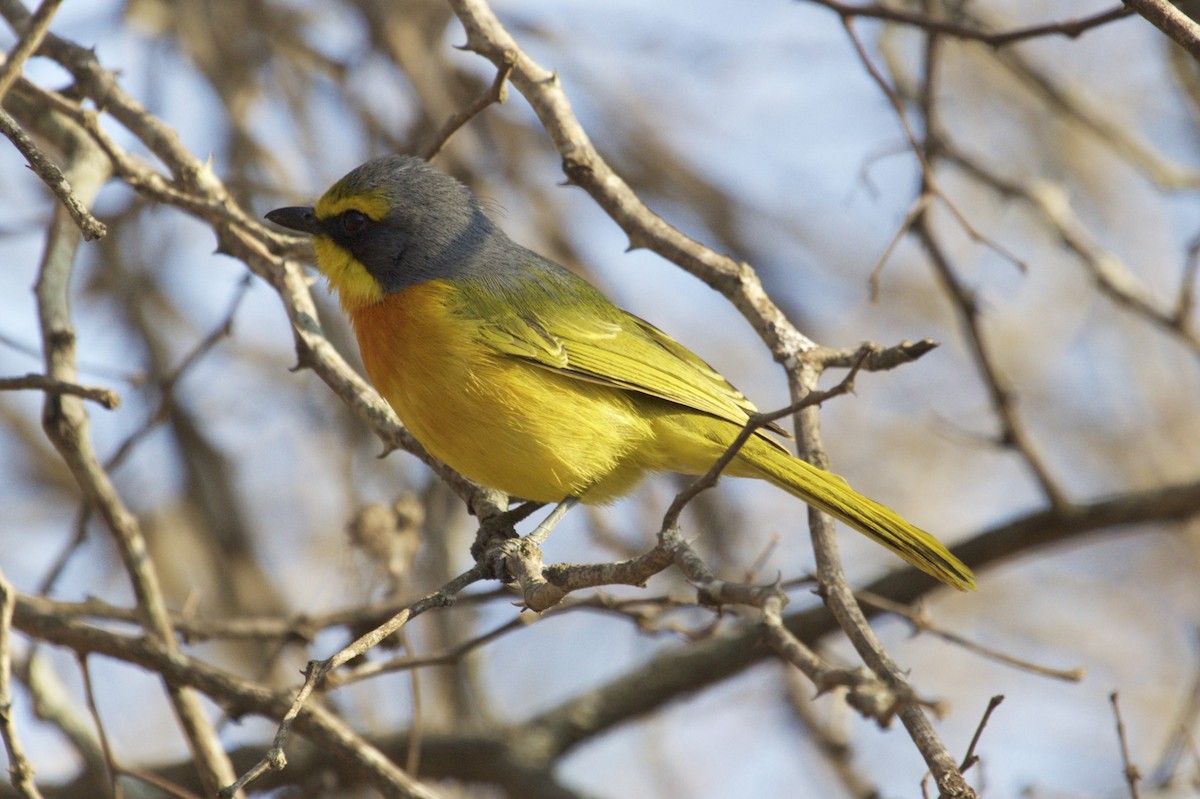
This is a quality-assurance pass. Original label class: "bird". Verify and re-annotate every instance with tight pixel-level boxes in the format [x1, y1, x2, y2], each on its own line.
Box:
[266, 154, 975, 591]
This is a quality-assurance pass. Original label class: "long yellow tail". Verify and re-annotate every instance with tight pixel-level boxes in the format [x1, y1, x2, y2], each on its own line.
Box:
[737, 439, 976, 591]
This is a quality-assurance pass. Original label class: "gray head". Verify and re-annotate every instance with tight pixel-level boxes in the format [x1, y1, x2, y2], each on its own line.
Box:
[266, 155, 504, 304]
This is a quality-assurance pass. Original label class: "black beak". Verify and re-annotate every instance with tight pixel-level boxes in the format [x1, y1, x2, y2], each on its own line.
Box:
[265, 206, 321, 235]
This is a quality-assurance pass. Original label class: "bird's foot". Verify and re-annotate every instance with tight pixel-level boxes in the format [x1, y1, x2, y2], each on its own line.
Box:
[470, 500, 544, 561]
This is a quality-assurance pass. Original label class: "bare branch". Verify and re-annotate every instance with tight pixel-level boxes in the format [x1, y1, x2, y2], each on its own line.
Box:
[960, 695, 1004, 773]
[1111, 692, 1144, 799]
[1124, 0, 1200, 61]
[447, 0, 817, 363]
[804, 0, 1133, 48]
[74, 656, 119, 799]
[221, 566, 487, 797]
[0, 569, 45, 799]
[11, 596, 450, 799]
[0, 109, 107, 240]
[841, 18, 1026, 278]
[912, 215, 1065, 505]
[662, 348, 872, 532]
[0, 0, 63, 102]
[29, 124, 238, 798]
[0, 374, 118, 409]
[858, 592, 1085, 682]
[945, 146, 1200, 355]
[421, 59, 513, 161]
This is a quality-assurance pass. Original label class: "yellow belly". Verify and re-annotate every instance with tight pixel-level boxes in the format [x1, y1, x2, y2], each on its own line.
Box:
[349, 280, 655, 503]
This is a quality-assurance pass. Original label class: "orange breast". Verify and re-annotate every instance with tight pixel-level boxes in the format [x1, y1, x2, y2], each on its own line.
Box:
[349, 280, 464, 426]
[347, 280, 651, 502]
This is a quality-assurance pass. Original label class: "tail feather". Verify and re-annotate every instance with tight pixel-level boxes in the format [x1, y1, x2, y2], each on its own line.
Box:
[738, 439, 976, 591]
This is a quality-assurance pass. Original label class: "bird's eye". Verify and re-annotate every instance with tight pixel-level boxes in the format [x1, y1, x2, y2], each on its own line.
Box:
[341, 210, 368, 235]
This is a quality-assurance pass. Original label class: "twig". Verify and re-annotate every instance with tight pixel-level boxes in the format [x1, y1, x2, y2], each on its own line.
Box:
[841, 18, 1026, 277]
[743, 533, 782, 583]
[1123, 0, 1200, 61]
[815, 338, 938, 371]
[12, 587, 518, 648]
[0, 109, 107, 240]
[783, 669, 880, 799]
[0, 569, 46, 799]
[761, 598, 909, 726]
[493, 535, 674, 613]
[857, 592, 1085, 682]
[869, 191, 932, 300]
[922, 693, 1003, 799]
[75, 655, 120, 799]
[946, 146, 1200, 355]
[525, 497, 578, 546]
[981, 5, 1134, 46]
[13, 651, 107, 784]
[326, 616, 530, 688]
[974, 20, 1200, 191]
[220, 566, 488, 798]
[0, 374, 119, 409]
[959, 695, 1004, 773]
[447, 0, 817, 362]
[913, 214, 1064, 504]
[102, 276, 250, 473]
[19, 83, 251, 228]
[901, 32, 1062, 505]
[118, 768, 202, 799]
[657, 525, 914, 726]
[1111, 691, 1143, 799]
[661, 347, 871, 531]
[404, 636, 423, 778]
[421, 59, 513, 161]
[34, 507, 90, 597]
[0, 3, 226, 198]
[1178, 238, 1199, 334]
[31, 134, 238, 798]
[804, 0, 1132, 48]
[1148, 634, 1200, 787]
[0, 0, 63, 102]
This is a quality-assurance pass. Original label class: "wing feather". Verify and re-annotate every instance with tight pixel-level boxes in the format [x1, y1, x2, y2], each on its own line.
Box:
[455, 264, 790, 448]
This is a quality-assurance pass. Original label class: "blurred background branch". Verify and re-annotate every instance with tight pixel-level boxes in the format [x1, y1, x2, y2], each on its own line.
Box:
[1, 0, 1199, 797]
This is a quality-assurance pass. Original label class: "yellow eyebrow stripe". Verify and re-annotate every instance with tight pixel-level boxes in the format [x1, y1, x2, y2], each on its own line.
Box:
[315, 187, 390, 221]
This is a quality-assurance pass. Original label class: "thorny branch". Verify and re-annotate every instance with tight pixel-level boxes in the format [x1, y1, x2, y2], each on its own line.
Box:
[7, 474, 1200, 797]
[1, 0, 1198, 797]
[29, 109, 241, 798]
[447, 2, 976, 793]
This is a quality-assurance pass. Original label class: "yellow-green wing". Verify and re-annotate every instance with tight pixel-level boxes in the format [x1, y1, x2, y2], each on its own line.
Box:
[457, 265, 788, 446]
